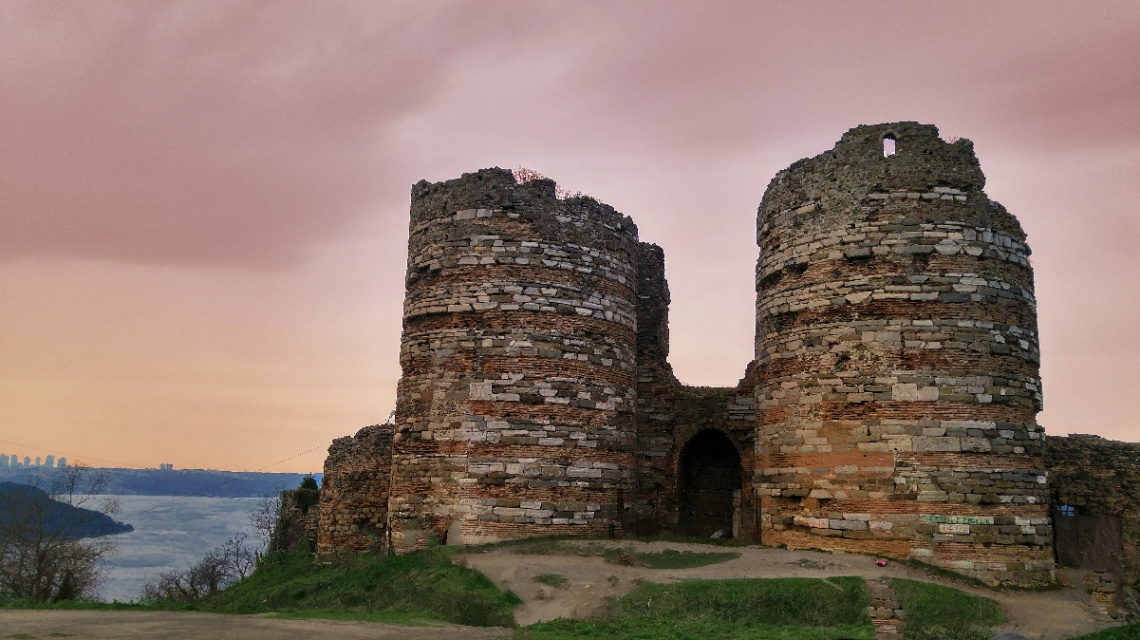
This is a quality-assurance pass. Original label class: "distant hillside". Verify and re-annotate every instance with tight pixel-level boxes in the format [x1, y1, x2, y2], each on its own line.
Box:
[0, 468, 319, 497]
[0, 482, 134, 538]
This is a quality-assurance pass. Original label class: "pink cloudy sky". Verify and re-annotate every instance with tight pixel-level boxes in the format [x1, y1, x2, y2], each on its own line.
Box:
[2, 1, 1137, 473]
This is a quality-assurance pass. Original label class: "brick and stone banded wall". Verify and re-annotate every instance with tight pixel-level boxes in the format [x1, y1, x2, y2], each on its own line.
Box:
[631, 242, 679, 528]
[628, 243, 758, 538]
[1047, 435, 1140, 587]
[388, 168, 641, 551]
[753, 123, 1051, 585]
[316, 424, 393, 555]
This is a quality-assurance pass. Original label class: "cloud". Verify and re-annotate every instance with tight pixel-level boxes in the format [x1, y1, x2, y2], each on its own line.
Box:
[0, 1, 545, 266]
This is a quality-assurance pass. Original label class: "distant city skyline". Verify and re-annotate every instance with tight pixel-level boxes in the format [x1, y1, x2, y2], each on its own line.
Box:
[1, 452, 66, 469]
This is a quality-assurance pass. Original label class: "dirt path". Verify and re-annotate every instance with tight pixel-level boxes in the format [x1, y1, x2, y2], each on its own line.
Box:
[0, 609, 513, 640]
[459, 540, 1125, 639]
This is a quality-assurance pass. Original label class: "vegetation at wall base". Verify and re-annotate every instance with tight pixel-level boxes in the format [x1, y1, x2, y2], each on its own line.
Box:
[460, 537, 743, 570]
[891, 578, 1005, 640]
[625, 548, 741, 569]
[520, 576, 874, 640]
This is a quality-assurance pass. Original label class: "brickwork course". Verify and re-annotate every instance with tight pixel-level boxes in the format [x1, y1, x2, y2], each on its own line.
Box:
[754, 122, 1051, 585]
[316, 424, 392, 554]
[315, 122, 1140, 588]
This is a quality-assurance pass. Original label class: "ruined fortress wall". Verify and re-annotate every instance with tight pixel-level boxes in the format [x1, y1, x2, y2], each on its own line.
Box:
[316, 424, 393, 554]
[387, 168, 641, 551]
[1046, 434, 1140, 611]
[630, 242, 679, 529]
[754, 123, 1052, 584]
[629, 243, 758, 537]
[1047, 435, 1140, 572]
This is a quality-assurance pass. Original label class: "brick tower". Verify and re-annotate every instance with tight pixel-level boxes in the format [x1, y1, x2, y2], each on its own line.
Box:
[387, 168, 641, 550]
[753, 123, 1053, 584]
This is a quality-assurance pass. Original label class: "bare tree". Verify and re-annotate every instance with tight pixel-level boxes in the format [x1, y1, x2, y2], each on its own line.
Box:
[512, 166, 586, 200]
[249, 492, 281, 552]
[140, 532, 256, 602]
[0, 465, 120, 601]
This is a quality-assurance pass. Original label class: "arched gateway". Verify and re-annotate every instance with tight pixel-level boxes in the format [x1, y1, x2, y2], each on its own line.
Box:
[679, 429, 742, 539]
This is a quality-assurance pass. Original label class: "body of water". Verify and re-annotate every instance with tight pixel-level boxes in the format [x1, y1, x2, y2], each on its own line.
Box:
[96, 495, 263, 602]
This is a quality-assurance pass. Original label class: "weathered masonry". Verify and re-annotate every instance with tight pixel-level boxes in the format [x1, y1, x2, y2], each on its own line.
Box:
[1046, 435, 1140, 615]
[753, 123, 1050, 585]
[315, 122, 1137, 588]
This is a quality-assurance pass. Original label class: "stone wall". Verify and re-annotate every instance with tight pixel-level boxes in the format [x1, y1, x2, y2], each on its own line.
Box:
[1047, 434, 1140, 613]
[628, 241, 757, 538]
[628, 241, 679, 530]
[316, 424, 392, 554]
[753, 123, 1052, 585]
[309, 123, 1119, 587]
[387, 169, 642, 551]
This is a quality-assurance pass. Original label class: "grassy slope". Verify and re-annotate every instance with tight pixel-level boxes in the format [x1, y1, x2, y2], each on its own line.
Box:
[892, 578, 1006, 640]
[3, 543, 1071, 640]
[1, 549, 520, 627]
[520, 576, 874, 640]
[196, 550, 520, 627]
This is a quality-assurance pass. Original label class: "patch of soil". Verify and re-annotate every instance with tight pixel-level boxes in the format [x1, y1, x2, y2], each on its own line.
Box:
[0, 610, 512, 640]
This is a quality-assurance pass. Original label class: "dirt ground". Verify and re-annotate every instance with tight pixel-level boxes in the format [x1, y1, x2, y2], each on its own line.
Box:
[1, 541, 1128, 639]
[458, 540, 1127, 640]
[0, 609, 513, 639]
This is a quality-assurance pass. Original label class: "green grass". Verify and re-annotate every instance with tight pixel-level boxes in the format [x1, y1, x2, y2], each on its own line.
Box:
[1, 549, 520, 628]
[519, 576, 874, 640]
[463, 536, 582, 555]
[630, 548, 741, 569]
[891, 578, 1005, 640]
[535, 574, 569, 588]
[192, 549, 520, 627]
[1066, 625, 1140, 640]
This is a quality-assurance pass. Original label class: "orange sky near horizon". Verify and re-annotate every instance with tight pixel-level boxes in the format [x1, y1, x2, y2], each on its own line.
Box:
[2, 1, 1138, 473]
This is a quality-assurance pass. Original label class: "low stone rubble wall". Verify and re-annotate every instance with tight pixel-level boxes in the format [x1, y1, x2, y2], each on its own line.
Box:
[316, 424, 392, 555]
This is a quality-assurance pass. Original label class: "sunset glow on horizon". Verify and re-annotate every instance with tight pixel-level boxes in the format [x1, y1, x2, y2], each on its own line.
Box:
[2, 1, 1138, 472]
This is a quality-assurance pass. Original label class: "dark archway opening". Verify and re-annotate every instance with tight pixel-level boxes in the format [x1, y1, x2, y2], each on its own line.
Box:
[679, 429, 742, 539]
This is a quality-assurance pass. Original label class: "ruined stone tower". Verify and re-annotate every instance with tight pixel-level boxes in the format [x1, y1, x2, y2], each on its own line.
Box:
[316, 122, 1082, 586]
[386, 168, 642, 550]
[753, 123, 1052, 584]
